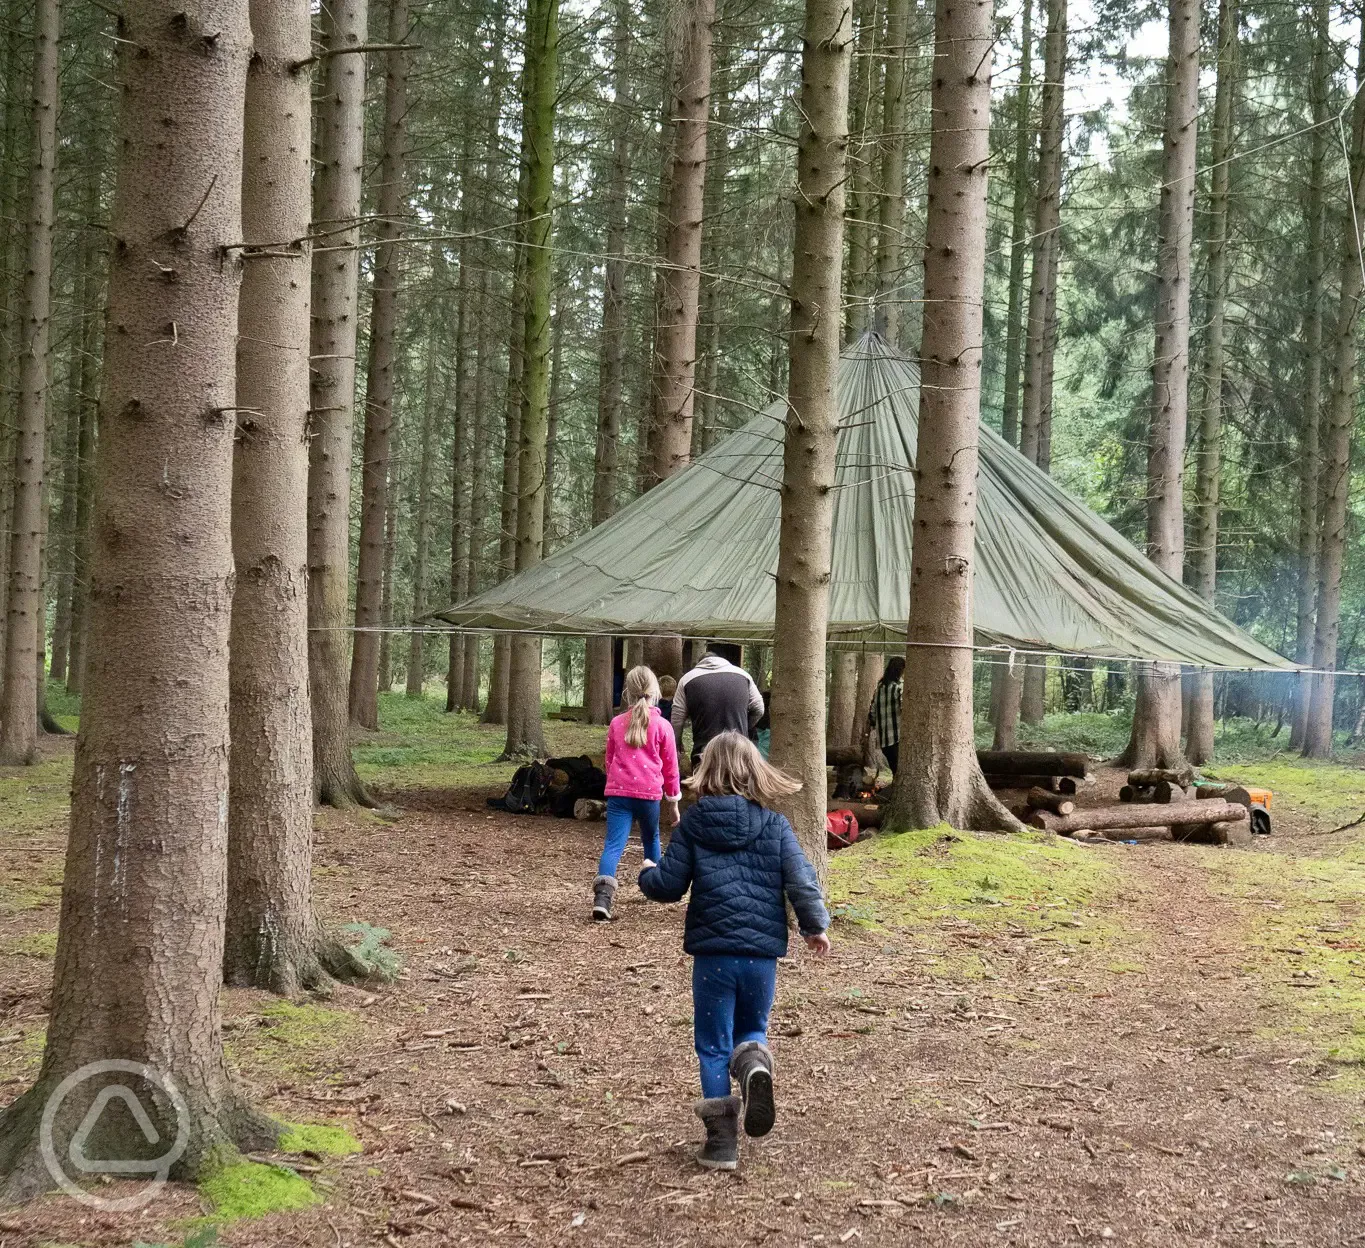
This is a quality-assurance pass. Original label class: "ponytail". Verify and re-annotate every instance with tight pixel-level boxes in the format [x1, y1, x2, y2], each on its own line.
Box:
[622, 665, 661, 748]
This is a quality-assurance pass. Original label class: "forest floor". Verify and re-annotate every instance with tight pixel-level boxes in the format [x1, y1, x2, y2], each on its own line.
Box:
[3, 693, 1365, 1247]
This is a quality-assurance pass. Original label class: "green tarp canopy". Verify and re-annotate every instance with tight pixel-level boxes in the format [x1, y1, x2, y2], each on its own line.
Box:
[436, 335, 1292, 670]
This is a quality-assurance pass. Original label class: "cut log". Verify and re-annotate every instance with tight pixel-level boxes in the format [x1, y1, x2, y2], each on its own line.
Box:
[1056, 776, 1086, 795]
[1026, 787, 1074, 816]
[1102, 826, 1173, 842]
[977, 750, 1089, 778]
[1175, 820, 1251, 847]
[1027, 799, 1246, 836]
[1127, 766, 1195, 788]
[1151, 781, 1192, 804]
[827, 746, 867, 767]
[573, 798, 606, 821]
[1196, 783, 1252, 807]
[985, 773, 1059, 792]
[1118, 785, 1153, 803]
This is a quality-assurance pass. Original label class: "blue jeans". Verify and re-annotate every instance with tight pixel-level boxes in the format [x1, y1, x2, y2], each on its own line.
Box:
[692, 955, 777, 1098]
[597, 796, 661, 877]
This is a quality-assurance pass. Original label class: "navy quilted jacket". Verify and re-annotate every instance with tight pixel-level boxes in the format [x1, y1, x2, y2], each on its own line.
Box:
[638, 795, 829, 957]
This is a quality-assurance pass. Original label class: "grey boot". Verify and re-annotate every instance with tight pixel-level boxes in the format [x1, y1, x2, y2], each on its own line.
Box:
[694, 1095, 741, 1170]
[591, 874, 617, 921]
[730, 1041, 775, 1137]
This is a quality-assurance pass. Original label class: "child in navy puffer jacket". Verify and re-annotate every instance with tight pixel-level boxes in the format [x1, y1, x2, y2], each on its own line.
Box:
[638, 731, 829, 1171]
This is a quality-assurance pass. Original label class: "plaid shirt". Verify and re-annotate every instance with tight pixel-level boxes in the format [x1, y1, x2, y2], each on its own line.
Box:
[868, 679, 902, 749]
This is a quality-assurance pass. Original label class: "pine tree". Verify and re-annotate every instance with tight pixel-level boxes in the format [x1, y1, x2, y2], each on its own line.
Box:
[873, 0, 911, 342]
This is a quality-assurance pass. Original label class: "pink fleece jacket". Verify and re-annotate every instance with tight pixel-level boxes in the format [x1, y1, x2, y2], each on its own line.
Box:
[605, 706, 681, 801]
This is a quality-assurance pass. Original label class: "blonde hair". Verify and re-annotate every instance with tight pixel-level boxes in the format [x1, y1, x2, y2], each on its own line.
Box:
[623, 665, 661, 747]
[686, 731, 802, 805]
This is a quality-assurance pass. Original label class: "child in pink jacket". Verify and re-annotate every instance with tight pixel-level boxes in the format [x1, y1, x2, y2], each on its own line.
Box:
[593, 665, 681, 921]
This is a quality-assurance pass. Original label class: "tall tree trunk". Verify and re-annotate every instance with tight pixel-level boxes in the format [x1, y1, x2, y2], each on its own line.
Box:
[844, 0, 882, 339]
[1117, 0, 1200, 772]
[64, 228, 101, 697]
[646, 0, 716, 486]
[827, 650, 859, 749]
[1014, 0, 1064, 731]
[769, 0, 851, 887]
[307, 0, 373, 805]
[872, 0, 911, 342]
[543, 298, 564, 554]
[586, 0, 632, 725]
[853, 649, 882, 753]
[885, 0, 1020, 834]
[460, 268, 493, 713]
[0, 0, 28, 690]
[349, 0, 410, 730]
[376, 445, 400, 696]
[226, 0, 335, 996]
[1290, 0, 1330, 752]
[445, 226, 473, 711]
[50, 159, 101, 688]
[503, 0, 558, 758]
[0, 0, 59, 766]
[0, 0, 276, 1196]
[1304, 16, 1365, 759]
[988, 0, 1035, 747]
[407, 240, 443, 699]
[1185, 0, 1235, 766]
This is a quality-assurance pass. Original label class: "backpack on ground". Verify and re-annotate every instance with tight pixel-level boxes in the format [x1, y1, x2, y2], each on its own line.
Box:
[495, 761, 555, 814]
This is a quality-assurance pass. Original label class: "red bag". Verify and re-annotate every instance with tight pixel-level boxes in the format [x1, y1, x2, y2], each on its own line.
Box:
[826, 809, 860, 850]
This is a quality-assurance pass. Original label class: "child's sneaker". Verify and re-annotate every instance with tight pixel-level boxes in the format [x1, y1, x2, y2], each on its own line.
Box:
[591, 875, 617, 921]
[694, 1095, 741, 1170]
[730, 1041, 775, 1137]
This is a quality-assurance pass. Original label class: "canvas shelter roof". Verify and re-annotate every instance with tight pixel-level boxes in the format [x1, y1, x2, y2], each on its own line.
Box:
[436, 335, 1292, 670]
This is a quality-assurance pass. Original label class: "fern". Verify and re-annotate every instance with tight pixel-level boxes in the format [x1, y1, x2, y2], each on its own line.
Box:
[339, 921, 401, 980]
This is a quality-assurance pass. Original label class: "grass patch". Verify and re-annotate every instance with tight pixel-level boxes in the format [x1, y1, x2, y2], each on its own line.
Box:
[829, 826, 1118, 942]
[229, 1002, 355, 1076]
[4, 930, 56, 957]
[279, 1121, 362, 1157]
[355, 691, 604, 792]
[1202, 842, 1365, 1083]
[198, 1160, 320, 1221]
[0, 756, 74, 839]
[1201, 757, 1365, 832]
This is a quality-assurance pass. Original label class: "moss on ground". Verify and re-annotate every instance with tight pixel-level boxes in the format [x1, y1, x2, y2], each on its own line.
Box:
[198, 1160, 320, 1220]
[228, 1002, 356, 1077]
[0, 757, 73, 840]
[828, 826, 1119, 943]
[1201, 756, 1364, 832]
[279, 1121, 362, 1157]
[3, 930, 56, 957]
[354, 691, 603, 791]
[1202, 841, 1365, 1083]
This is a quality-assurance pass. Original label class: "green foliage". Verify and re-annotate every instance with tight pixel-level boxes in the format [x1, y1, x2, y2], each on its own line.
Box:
[279, 1121, 363, 1158]
[339, 921, 401, 980]
[4, 930, 57, 957]
[134, 1228, 218, 1248]
[198, 1161, 320, 1221]
[43, 678, 80, 733]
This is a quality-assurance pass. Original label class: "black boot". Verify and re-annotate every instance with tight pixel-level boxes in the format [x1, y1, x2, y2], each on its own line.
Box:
[591, 874, 617, 921]
[729, 1041, 775, 1137]
[694, 1095, 741, 1170]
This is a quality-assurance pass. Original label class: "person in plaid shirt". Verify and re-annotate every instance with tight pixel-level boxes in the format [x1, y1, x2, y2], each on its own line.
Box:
[867, 656, 905, 775]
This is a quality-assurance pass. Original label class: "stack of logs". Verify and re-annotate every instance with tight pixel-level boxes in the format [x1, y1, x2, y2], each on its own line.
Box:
[1027, 764, 1249, 845]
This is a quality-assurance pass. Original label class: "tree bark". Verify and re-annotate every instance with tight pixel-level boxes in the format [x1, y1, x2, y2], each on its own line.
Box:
[852, 649, 882, 753]
[768, 0, 851, 888]
[843, 0, 882, 339]
[0, 0, 59, 766]
[348, 0, 410, 730]
[1290, 0, 1329, 752]
[885, 0, 1020, 834]
[1304, 16, 1365, 759]
[1185, 0, 1235, 766]
[873, 0, 911, 343]
[827, 650, 859, 750]
[1013, 0, 1064, 732]
[376, 437, 400, 696]
[408, 237, 444, 699]
[645, 0, 716, 487]
[503, 0, 558, 759]
[307, 0, 373, 805]
[460, 267, 493, 714]
[226, 0, 335, 997]
[1117, 0, 1200, 772]
[0, 0, 276, 1198]
[1000, 0, 1034, 450]
[446, 226, 474, 710]
[586, 0, 632, 725]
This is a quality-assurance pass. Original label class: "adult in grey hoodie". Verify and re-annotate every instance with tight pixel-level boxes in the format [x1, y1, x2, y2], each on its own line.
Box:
[671, 643, 765, 763]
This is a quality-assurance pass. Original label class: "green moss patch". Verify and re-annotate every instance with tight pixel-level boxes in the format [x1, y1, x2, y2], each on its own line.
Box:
[0, 755, 76, 837]
[198, 1161, 320, 1221]
[1203, 757, 1365, 830]
[228, 1002, 356, 1076]
[279, 1121, 362, 1158]
[5, 930, 57, 957]
[829, 826, 1118, 941]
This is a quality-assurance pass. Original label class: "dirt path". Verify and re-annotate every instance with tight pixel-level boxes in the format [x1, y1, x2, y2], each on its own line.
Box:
[4, 783, 1365, 1247]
